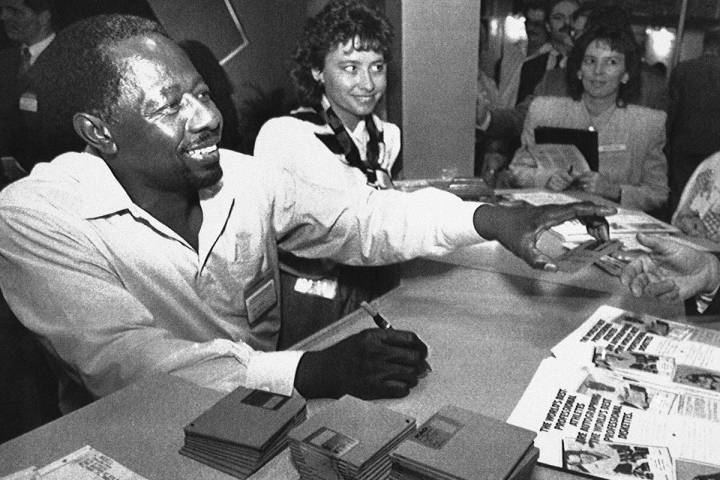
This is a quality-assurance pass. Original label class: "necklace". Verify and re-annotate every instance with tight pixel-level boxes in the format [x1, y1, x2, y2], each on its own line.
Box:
[582, 96, 617, 132]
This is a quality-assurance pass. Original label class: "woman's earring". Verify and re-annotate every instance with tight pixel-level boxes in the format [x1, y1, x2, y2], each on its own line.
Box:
[577, 71, 583, 80]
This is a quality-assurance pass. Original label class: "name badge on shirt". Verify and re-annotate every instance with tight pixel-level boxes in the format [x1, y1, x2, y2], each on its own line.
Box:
[244, 269, 277, 326]
[599, 143, 626, 153]
[19, 92, 37, 112]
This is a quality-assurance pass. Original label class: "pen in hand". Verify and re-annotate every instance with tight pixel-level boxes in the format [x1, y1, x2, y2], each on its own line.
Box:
[360, 301, 432, 374]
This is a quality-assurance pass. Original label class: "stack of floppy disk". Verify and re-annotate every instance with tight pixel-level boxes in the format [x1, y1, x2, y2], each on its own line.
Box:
[390, 405, 539, 480]
[288, 395, 416, 480]
[180, 386, 307, 479]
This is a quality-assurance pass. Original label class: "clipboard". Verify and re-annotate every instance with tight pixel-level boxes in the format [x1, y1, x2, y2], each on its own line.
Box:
[535, 126, 599, 171]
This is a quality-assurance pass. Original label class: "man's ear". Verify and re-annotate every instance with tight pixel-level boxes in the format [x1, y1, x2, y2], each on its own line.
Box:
[311, 68, 324, 84]
[73, 113, 117, 155]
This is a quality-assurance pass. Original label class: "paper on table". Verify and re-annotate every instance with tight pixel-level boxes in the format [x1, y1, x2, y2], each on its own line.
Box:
[0, 445, 149, 480]
[507, 357, 720, 469]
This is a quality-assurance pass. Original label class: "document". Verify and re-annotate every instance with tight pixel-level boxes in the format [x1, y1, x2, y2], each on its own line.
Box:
[0, 446, 148, 480]
[562, 438, 675, 480]
[508, 358, 720, 471]
[534, 126, 599, 171]
[526, 143, 591, 174]
[508, 305, 720, 479]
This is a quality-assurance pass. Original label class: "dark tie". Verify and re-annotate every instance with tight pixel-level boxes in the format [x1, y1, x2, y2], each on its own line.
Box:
[17, 46, 32, 86]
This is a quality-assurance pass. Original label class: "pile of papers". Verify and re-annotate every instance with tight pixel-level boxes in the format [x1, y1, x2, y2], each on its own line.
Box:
[288, 395, 416, 480]
[179, 387, 307, 479]
[508, 305, 720, 480]
[0, 445, 148, 480]
[390, 405, 538, 480]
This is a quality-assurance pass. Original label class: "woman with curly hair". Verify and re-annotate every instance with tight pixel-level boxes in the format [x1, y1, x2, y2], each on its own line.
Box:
[508, 25, 668, 213]
[253, 0, 400, 344]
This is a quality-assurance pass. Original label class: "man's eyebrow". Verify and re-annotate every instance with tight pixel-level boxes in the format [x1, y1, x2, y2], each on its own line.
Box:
[140, 84, 181, 114]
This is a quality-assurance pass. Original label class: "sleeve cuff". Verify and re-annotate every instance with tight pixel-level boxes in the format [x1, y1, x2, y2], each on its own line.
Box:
[476, 111, 492, 131]
[245, 350, 305, 396]
[695, 284, 720, 314]
[450, 199, 486, 242]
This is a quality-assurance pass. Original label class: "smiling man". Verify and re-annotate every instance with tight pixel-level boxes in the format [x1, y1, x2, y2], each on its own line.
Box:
[0, 14, 614, 411]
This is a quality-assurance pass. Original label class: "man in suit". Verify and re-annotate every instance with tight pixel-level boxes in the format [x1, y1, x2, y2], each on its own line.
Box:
[0, 0, 57, 175]
[494, 0, 551, 109]
[666, 25, 720, 214]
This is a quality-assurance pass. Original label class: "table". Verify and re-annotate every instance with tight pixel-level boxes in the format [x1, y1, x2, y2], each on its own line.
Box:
[0, 250, 712, 479]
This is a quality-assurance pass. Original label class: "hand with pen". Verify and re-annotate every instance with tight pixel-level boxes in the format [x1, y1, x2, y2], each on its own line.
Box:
[294, 318, 430, 400]
[573, 171, 622, 201]
[545, 167, 577, 191]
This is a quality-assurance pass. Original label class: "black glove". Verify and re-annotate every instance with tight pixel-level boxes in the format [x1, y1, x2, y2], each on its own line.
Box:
[294, 328, 428, 399]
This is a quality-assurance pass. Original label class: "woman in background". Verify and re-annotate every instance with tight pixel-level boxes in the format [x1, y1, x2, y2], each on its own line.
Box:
[254, 0, 400, 346]
[508, 25, 668, 213]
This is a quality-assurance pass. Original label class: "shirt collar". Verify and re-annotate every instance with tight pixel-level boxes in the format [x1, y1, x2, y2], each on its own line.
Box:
[320, 94, 381, 139]
[50, 151, 136, 219]
[53, 151, 228, 221]
[25, 32, 55, 64]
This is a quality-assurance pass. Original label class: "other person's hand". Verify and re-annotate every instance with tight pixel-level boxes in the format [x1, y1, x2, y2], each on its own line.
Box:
[481, 152, 508, 188]
[620, 233, 720, 302]
[473, 201, 616, 271]
[294, 328, 428, 399]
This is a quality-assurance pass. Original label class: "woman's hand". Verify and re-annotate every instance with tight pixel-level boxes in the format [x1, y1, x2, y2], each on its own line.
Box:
[545, 169, 574, 191]
[575, 171, 621, 200]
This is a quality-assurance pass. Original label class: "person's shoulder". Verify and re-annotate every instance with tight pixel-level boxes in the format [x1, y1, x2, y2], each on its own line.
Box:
[0, 47, 19, 82]
[528, 95, 576, 115]
[0, 152, 90, 215]
[625, 104, 666, 122]
[219, 148, 283, 183]
[260, 110, 325, 131]
[259, 115, 303, 130]
[0, 45, 18, 62]
[378, 118, 400, 139]
[255, 114, 325, 148]
[694, 150, 720, 171]
[219, 148, 265, 172]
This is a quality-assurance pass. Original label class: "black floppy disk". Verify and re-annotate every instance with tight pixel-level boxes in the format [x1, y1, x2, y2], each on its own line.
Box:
[554, 240, 622, 273]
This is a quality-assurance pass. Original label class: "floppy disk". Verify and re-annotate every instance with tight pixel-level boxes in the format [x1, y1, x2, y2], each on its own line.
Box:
[554, 239, 623, 273]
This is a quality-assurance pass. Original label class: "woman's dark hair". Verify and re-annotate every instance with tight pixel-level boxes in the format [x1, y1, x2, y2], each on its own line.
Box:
[566, 25, 641, 106]
[290, 0, 393, 107]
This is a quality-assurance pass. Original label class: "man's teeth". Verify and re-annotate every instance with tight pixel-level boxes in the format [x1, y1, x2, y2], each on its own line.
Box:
[187, 145, 218, 159]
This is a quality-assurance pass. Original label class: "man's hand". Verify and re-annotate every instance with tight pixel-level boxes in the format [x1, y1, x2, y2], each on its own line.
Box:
[294, 329, 428, 399]
[473, 202, 616, 271]
[620, 233, 720, 302]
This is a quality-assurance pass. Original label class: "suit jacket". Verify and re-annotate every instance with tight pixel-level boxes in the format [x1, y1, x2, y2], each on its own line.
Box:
[666, 54, 720, 212]
[0, 43, 60, 172]
[0, 47, 24, 162]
